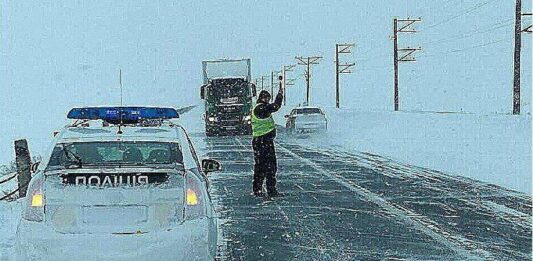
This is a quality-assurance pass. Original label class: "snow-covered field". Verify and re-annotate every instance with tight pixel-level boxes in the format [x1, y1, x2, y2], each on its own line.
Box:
[0, 200, 21, 261]
[275, 107, 532, 194]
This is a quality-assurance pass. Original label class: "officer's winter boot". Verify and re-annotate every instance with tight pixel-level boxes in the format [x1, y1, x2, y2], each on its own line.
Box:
[252, 179, 264, 197]
[267, 187, 281, 197]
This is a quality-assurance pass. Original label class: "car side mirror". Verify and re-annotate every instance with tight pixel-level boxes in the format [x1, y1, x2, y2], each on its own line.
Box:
[200, 85, 206, 100]
[202, 159, 221, 174]
[30, 162, 40, 174]
[284, 115, 289, 118]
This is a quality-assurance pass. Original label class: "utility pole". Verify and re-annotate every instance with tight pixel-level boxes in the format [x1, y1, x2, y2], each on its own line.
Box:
[295, 56, 322, 105]
[513, 0, 532, 115]
[271, 70, 281, 95]
[513, 0, 522, 115]
[335, 43, 356, 108]
[282, 65, 296, 105]
[261, 76, 265, 91]
[393, 17, 422, 111]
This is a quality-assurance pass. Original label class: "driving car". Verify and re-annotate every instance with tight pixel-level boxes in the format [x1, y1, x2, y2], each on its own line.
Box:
[284, 106, 328, 133]
[15, 107, 221, 261]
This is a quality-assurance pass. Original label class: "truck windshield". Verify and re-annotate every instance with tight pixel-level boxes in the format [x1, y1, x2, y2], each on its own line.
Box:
[210, 79, 249, 98]
[46, 141, 183, 170]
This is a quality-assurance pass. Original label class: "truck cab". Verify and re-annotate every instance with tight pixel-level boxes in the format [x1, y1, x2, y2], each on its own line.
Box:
[200, 59, 256, 136]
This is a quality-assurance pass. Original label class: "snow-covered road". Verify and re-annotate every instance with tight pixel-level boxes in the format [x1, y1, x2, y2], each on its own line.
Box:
[194, 133, 531, 260]
[0, 131, 530, 260]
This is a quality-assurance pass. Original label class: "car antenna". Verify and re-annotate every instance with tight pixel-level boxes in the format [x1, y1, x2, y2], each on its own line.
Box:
[118, 69, 124, 134]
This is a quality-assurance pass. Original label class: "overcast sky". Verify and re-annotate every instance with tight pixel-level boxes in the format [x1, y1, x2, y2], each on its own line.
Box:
[0, 0, 531, 163]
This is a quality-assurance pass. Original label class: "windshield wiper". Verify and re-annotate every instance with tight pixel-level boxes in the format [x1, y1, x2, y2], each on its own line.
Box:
[128, 162, 184, 169]
[62, 146, 83, 168]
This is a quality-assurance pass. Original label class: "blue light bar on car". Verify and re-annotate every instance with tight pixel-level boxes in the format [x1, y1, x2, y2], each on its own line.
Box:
[67, 107, 179, 121]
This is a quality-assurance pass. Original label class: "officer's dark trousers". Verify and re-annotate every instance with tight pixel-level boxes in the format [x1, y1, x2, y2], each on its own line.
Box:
[252, 135, 277, 193]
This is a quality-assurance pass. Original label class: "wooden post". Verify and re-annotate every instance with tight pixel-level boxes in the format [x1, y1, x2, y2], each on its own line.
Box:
[15, 139, 32, 197]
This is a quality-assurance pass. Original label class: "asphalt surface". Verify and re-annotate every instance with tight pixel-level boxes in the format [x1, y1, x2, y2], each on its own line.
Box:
[192, 132, 532, 261]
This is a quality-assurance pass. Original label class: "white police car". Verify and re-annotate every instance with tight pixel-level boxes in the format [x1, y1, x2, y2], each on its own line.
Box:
[285, 106, 328, 133]
[15, 107, 220, 261]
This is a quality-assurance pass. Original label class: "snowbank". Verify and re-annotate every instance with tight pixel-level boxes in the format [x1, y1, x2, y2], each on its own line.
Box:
[0, 200, 22, 261]
[275, 107, 532, 194]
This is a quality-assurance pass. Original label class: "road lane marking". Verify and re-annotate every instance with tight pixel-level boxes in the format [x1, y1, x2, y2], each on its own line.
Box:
[275, 142, 491, 261]
[315, 146, 532, 230]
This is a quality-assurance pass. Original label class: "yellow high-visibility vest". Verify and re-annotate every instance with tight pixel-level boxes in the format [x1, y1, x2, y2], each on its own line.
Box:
[251, 104, 275, 137]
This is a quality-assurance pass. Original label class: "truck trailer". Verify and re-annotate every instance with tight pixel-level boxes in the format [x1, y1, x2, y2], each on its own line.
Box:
[200, 58, 257, 136]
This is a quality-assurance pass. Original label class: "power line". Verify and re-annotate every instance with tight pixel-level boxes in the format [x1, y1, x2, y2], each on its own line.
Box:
[409, 0, 464, 21]
[447, 37, 512, 53]
[422, 18, 514, 46]
[418, 37, 512, 59]
[356, 18, 514, 63]
[421, 0, 500, 32]
[356, 37, 512, 66]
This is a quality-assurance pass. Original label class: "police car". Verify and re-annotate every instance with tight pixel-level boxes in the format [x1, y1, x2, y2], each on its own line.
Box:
[15, 107, 220, 261]
[284, 106, 328, 133]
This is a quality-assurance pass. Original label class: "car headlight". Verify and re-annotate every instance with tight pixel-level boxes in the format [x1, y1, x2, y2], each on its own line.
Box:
[208, 117, 216, 122]
[243, 115, 251, 121]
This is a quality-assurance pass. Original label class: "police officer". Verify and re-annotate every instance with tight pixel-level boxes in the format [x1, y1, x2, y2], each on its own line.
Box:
[251, 77, 283, 197]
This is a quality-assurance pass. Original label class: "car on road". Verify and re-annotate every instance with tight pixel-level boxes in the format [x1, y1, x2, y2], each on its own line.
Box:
[285, 106, 328, 133]
[15, 107, 221, 261]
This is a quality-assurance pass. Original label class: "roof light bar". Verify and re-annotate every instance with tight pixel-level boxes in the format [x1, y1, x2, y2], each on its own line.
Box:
[67, 107, 179, 122]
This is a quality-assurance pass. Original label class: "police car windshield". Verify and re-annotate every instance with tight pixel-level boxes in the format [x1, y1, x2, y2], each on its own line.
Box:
[46, 141, 184, 170]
